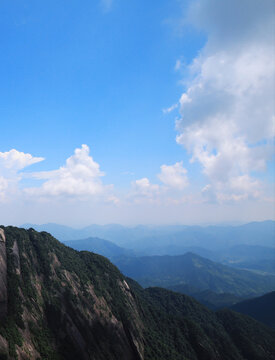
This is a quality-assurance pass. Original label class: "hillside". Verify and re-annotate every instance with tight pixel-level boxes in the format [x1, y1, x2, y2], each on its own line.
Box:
[113, 253, 275, 297]
[231, 291, 275, 329]
[0, 226, 274, 360]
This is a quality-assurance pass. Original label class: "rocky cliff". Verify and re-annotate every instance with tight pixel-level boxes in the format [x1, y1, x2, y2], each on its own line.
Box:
[0, 228, 7, 321]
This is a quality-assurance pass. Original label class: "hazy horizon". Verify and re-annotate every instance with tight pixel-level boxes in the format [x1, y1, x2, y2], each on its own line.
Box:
[1, 217, 273, 229]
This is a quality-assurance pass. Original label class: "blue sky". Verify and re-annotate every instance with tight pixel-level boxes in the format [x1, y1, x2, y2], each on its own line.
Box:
[1, 0, 203, 181]
[0, 0, 274, 226]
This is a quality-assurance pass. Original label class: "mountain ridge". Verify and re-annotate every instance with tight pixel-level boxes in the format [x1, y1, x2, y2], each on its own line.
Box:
[0, 226, 275, 359]
[113, 252, 275, 297]
[21, 221, 275, 248]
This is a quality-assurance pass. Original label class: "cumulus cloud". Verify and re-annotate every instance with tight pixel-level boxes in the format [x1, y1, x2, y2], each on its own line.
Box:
[131, 178, 160, 201]
[0, 149, 44, 172]
[26, 144, 114, 200]
[131, 162, 189, 203]
[158, 162, 188, 190]
[175, 0, 275, 202]
[0, 149, 44, 201]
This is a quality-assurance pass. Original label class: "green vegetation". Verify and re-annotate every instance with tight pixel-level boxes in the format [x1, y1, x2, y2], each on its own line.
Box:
[0, 226, 275, 360]
[113, 253, 275, 297]
[230, 291, 275, 329]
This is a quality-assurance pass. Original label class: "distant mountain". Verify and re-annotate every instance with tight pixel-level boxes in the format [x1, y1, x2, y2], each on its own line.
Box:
[21, 222, 189, 244]
[216, 244, 275, 262]
[231, 291, 275, 329]
[226, 258, 275, 275]
[113, 252, 275, 297]
[125, 221, 275, 253]
[21, 222, 88, 241]
[64, 237, 140, 259]
[22, 221, 275, 249]
[159, 244, 275, 275]
[2, 226, 275, 359]
[211, 245, 275, 275]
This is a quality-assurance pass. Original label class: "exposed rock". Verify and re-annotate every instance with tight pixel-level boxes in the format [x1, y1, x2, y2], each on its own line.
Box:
[0, 228, 7, 320]
[12, 240, 21, 275]
[0, 334, 8, 358]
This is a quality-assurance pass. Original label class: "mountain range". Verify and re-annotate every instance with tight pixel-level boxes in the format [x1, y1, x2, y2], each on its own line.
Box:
[22, 220, 275, 249]
[1, 226, 275, 359]
[112, 252, 275, 297]
[60, 237, 275, 309]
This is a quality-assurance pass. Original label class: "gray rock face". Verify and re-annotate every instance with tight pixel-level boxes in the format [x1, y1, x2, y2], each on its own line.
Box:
[0, 228, 7, 320]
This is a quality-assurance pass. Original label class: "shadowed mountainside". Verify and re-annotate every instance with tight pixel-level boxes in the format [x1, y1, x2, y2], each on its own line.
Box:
[230, 291, 275, 329]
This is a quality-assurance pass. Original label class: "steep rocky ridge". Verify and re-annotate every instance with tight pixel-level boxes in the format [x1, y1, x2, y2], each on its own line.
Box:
[0, 226, 274, 360]
[0, 228, 7, 321]
[0, 226, 144, 360]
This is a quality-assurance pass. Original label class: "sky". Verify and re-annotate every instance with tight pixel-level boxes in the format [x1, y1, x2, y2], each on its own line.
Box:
[0, 0, 274, 226]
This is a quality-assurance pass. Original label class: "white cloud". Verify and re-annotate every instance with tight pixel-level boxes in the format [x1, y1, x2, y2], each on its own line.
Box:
[175, 0, 275, 202]
[132, 177, 160, 200]
[0, 149, 44, 202]
[202, 175, 261, 203]
[25, 144, 114, 200]
[158, 162, 188, 190]
[0, 149, 44, 172]
[131, 162, 189, 203]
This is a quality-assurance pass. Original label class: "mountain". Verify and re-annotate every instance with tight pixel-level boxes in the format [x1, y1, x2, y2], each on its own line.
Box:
[21, 223, 87, 242]
[212, 245, 275, 274]
[22, 221, 275, 249]
[113, 253, 275, 297]
[235, 259, 275, 274]
[64, 237, 139, 259]
[65, 238, 275, 276]
[0, 226, 274, 359]
[231, 291, 275, 329]
[216, 244, 275, 263]
[21, 223, 186, 244]
[57, 240, 272, 310]
[124, 221, 275, 253]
